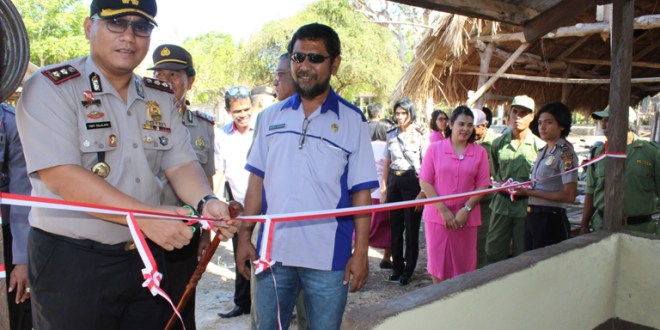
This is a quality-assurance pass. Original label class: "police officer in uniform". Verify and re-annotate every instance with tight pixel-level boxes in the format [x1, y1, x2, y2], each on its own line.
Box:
[580, 106, 660, 235]
[0, 102, 33, 330]
[514, 102, 578, 250]
[382, 97, 424, 286]
[486, 95, 545, 264]
[149, 44, 215, 330]
[16, 1, 237, 328]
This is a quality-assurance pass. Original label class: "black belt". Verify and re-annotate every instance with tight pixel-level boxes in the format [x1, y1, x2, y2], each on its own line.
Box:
[33, 227, 137, 253]
[498, 191, 528, 201]
[527, 205, 565, 214]
[391, 169, 416, 177]
[596, 210, 652, 225]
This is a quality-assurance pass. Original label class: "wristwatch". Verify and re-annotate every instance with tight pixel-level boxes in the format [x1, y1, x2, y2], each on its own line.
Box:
[463, 204, 472, 213]
[197, 194, 220, 215]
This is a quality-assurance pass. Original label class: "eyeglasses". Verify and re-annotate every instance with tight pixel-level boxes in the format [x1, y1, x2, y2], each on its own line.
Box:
[226, 86, 250, 98]
[299, 117, 312, 149]
[291, 52, 331, 64]
[154, 71, 182, 81]
[92, 16, 155, 38]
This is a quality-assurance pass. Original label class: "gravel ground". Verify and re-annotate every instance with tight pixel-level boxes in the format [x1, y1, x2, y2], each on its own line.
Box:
[194, 228, 431, 330]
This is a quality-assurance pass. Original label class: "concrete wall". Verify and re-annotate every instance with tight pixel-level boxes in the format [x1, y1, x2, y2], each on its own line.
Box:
[344, 232, 660, 329]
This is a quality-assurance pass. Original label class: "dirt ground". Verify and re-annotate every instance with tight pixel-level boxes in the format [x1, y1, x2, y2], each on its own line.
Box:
[193, 229, 431, 330]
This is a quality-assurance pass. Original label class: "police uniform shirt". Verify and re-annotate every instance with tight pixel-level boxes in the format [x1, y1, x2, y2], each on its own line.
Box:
[246, 89, 379, 271]
[528, 138, 578, 207]
[161, 109, 215, 206]
[489, 130, 545, 217]
[17, 56, 197, 244]
[0, 103, 32, 264]
[586, 138, 660, 217]
[384, 127, 423, 172]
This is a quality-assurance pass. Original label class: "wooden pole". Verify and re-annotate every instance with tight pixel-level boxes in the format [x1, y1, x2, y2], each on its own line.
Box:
[474, 42, 494, 109]
[604, 0, 634, 231]
[466, 43, 529, 107]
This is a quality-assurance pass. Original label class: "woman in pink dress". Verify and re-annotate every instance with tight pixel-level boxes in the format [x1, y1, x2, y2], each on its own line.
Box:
[419, 106, 491, 283]
[429, 109, 449, 143]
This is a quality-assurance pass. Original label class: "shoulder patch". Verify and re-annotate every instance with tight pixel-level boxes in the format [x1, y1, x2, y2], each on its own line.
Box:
[559, 144, 570, 152]
[143, 78, 174, 94]
[41, 65, 80, 85]
[193, 110, 215, 125]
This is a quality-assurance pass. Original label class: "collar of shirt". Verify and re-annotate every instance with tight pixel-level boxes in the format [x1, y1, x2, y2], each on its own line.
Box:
[280, 87, 341, 118]
[223, 121, 254, 135]
[84, 56, 144, 105]
[441, 139, 475, 158]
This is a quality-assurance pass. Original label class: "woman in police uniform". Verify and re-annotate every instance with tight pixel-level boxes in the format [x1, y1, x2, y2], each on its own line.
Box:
[381, 98, 424, 286]
[515, 102, 578, 251]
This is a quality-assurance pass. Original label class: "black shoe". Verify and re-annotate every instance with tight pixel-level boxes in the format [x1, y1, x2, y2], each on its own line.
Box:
[387, 273, 401, 282]
[399, 274, 411, 286]
[379, 260, 393, 269]
[218, 305, 249, 318]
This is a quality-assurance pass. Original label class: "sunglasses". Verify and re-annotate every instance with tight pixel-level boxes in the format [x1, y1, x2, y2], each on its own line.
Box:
[226, 86, 250, 98]
[291, 52, 331, 64]
[92, 16, 155, 38]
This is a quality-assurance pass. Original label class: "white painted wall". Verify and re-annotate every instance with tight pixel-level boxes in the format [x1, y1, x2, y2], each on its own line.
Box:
[374, 234, 660, 329]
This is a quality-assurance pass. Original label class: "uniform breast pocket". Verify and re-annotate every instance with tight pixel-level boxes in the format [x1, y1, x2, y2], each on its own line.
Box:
[192, 136, 210, 165]
[142, 130, 173, 169]
[315, 138, 349, 180]
[79, 128, 118, 173]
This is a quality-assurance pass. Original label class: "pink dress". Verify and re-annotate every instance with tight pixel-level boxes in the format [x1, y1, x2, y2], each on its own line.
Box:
[369, 141, 390, 248]
[429, 130, 446, 143]
[418, 139, 491, 280]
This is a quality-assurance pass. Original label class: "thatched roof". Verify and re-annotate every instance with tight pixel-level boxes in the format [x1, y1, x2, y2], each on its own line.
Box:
[395, 2, 660, 113]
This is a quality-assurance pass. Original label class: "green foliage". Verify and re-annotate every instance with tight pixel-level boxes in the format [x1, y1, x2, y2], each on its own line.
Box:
[182, 32, 236, 104]
[14, 0, 88, 66]
[238, 0, 402, 104]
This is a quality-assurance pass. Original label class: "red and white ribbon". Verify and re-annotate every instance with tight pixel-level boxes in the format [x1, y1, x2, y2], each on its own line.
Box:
[0, 264, 6, 279]
[253, 216, 276, 275]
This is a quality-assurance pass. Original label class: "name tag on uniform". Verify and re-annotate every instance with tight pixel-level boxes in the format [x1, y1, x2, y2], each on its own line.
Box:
[86, 121, 111, 130]
[269, 123, 285, 131]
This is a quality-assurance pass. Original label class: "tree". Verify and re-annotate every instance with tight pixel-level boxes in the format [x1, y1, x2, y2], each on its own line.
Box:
[351, 0, 439, 71]
[182, 32, 237, 105]
[14, 0, 88, 67]
[238, 0, 402, 105]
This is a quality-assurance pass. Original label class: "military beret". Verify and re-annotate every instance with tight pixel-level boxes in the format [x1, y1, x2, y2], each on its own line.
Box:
[148, 44, 195, 76]
[90, 0, 158, 25]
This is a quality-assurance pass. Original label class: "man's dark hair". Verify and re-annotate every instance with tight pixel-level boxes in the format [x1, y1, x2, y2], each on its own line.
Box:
[279, 52, 290, 61]
[530, 102, 572, 138]
[482, 107, 493, 128]
[446, 105, 476, 143]
[287, 23, 341, 59]
[366, 103, 383, 120]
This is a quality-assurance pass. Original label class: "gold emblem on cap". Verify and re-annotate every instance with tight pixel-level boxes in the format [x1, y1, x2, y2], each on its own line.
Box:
[91, 162, 111, 178]
[331, 123, 338, 132]
[146, 101, 162, 121]
[160, 46, 171, 57]
[122, 0, 140, 6]
[195, 136, 205, 150]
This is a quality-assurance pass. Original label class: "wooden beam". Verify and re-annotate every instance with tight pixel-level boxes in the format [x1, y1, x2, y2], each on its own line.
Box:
[466, 43, 529, 107]
[475, 14, 660, 43]
[556, 35, 591, 60]
[565, 58, 660, 69]
[604, 0, 634, 232]
[474, 42, 495, 109]
[523, 0, 598, 42]
[455, 71, 660, 84]
[388, 0, 536, 25]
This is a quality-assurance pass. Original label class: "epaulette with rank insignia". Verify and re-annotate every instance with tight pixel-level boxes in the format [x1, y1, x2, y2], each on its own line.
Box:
[193, 110, 215, 125]
[143, 77, 174, 93]
[41, 65, 80, 85]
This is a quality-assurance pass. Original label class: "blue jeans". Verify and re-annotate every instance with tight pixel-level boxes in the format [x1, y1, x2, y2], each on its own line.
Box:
[255, 263, 348, 330]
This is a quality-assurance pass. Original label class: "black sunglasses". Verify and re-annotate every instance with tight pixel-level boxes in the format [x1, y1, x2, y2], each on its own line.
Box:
[92, 15, 155, 37]
[291, 52, 331, 64]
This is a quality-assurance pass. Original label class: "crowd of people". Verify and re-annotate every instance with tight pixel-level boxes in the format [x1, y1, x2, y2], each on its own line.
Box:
[2, 0, 659, 329]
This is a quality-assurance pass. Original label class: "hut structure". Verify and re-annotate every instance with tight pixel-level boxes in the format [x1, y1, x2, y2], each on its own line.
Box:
[393, 1, 660, 115]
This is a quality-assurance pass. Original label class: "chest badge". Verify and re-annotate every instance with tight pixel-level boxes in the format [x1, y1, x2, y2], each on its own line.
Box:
[91, 162, 110, 178]
[545, 155, 554, 166]
[195, 136, 205, 150]
[331, 123, 338, 132]
[147, 101, 162, 121]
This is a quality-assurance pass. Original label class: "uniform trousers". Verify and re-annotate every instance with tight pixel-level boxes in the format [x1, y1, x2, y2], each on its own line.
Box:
[485, 213, 526, 264]
[476, 201, 492, 268]
[230, 233, 251, 310]
[164, 227, 201, 330]
[524, 206, 570, 251]
[387, 171, 422, 277]
[2, 224, 33, 330]
[28, 228, 169, 330]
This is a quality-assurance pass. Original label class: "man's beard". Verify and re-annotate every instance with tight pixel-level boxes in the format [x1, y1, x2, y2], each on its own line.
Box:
[294, 72, 331, 99]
